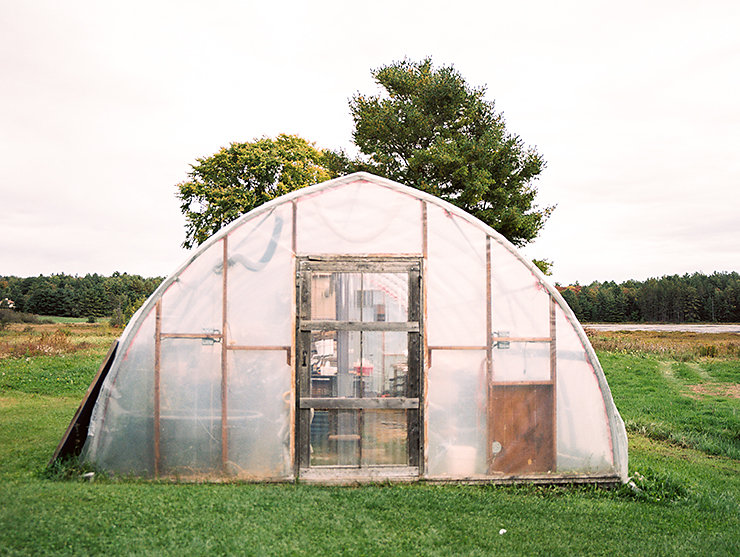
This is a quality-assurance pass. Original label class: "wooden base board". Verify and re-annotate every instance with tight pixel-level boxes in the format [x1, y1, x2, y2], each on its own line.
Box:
[299, 466, 420, 484]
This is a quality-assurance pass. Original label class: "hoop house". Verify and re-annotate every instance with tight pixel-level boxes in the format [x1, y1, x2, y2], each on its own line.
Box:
[61, 173, 627, 483]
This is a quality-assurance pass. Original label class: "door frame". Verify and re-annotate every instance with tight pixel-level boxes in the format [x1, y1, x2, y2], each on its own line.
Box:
[294, 256, 424, 479]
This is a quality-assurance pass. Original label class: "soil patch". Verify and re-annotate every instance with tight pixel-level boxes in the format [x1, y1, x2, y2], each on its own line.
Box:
[687, 383, 740, 399]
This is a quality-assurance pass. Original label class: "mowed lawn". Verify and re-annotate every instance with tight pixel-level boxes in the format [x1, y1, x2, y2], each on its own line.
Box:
[0, 324, 738, 556]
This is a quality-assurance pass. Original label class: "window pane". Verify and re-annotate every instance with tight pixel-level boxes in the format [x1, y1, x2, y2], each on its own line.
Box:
[361, 273, 408, 322]
[309, 272, 409, 322]
[310, 410, 359, 466]
[362, 410, 408, 466]
[310, 331, 362, 398]
[310, 273, 362, 320]
[361, 331, 408, 397]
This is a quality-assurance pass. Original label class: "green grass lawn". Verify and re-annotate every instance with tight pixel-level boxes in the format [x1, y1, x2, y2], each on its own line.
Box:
[39, 316, 92, 324]
[600, 352, 740, 459]
[0, 326, 738, 556]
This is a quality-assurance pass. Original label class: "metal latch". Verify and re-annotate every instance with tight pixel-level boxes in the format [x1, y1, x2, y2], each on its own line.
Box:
[493, 331, 510, 350]
[202, 328, 222, 346]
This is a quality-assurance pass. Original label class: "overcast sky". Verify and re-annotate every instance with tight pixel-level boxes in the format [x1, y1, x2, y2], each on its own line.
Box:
[2, 0, 738, 285]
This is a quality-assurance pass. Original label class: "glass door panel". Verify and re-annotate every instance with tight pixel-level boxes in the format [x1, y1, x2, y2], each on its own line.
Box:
[297, 258, 421, 471]
[310, 410, 360, 466]
[361, 273, 408, 322]
[362, 410, 408, 466]
[361, 331, 408, 397]
[310, 272, 362, 321]
[309, 331, 362, 398]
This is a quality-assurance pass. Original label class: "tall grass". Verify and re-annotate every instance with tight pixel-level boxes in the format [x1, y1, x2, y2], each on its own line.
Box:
[0, 322, 116, 360]
[0, 323, 117, 395]
[586, 329, 740, 360]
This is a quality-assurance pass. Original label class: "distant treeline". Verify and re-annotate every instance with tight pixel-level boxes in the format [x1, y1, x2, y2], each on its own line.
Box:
[558, 272, 740, 323]
[0, 273, 162, 319]
[2, 271, 739, 325]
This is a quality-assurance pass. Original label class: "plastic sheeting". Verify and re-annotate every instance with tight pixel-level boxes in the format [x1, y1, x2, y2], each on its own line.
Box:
[82, 172, 627, 482]
[226, 205, 294, 347]
[555, 304, 621, 473]
[227, 350, 291, 478]
[85, 308, 156, 475]
[296, 179, 422, 255]
[426, 205, 487, 347]
[427, 350, 488, 476]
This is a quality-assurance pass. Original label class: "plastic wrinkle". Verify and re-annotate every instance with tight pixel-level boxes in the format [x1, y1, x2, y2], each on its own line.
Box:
[313, 184, 400, 243]
[449, 213, 485, 265]
[216, 210, 283, 274]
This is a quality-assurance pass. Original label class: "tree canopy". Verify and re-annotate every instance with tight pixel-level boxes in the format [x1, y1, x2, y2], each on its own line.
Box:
[176, 59, 552, 248]
[177, 134, 333, 248]
[557, 271, 740, 324]
[346, 58, 551, 246]
[0, 273, 162, 323]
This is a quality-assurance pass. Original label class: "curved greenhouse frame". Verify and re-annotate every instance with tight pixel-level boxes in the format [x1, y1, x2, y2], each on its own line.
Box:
[65, 172, 627, 483]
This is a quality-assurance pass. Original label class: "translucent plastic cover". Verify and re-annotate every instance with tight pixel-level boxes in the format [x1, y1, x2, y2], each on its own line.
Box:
[84, 308, 157, 474]
[81, 173, 627, 483]
[490, 238, 550, 339]
[159, 340, 222, 474]
[161, 240, 223, 335]
[555, 305, 617, 473]
[227, 350, 291, 478]
[426, 205, 487, 346]
[226, 205, 293, 346]
[297, 179, 422, 255]
[427, 350, 488, 477]
[492, 341, 551, 382]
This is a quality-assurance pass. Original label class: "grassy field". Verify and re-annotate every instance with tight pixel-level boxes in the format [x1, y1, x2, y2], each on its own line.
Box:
[0, 324, 738, 555]
[39, 316, 93, 324]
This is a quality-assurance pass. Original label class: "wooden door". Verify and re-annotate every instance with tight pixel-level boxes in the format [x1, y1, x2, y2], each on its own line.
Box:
[490, 384, 554, 474]
[296, 257, 422, 476]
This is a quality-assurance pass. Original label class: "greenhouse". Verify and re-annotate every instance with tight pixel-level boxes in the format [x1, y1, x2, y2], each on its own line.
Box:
[56, 172, 628, 484]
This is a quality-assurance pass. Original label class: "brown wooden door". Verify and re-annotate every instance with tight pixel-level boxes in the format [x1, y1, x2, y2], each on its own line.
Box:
[490, 384, 554, 474]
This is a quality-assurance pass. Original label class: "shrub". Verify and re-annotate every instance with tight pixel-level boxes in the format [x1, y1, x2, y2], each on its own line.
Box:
[109, 307, 125, 328]
[123, 296, 147, 322]
[0, 309, 47, 329]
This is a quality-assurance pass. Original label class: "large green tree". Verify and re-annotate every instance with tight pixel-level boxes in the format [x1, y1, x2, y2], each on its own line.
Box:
[347, 58, 552, 246]
[177, 134, 334, 248]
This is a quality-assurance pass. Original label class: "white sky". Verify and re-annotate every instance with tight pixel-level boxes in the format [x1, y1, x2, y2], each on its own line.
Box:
[1, 0, 738, 285]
